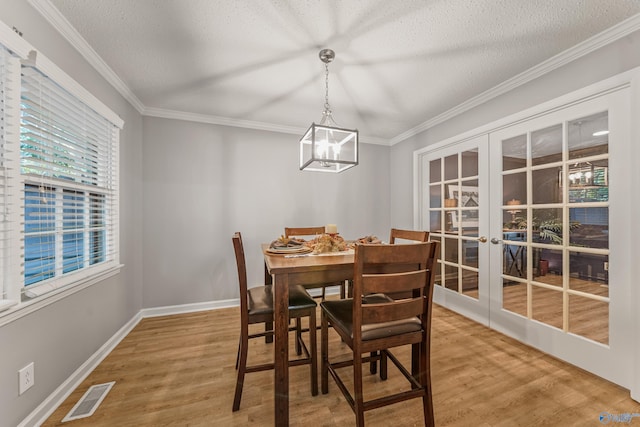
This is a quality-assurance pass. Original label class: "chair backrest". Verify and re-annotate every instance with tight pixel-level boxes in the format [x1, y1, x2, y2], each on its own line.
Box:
[232, 232, 249, 316]
[284, 226, 325, 238]
[352, 242, 440, 340]
[389, 228, 429, 244]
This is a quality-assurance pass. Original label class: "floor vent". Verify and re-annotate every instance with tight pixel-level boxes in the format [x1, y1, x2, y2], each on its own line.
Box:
[62, 381, 115, 422]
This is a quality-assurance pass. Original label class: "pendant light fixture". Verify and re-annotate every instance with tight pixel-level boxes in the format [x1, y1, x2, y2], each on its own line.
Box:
[299, 49, 358, 173]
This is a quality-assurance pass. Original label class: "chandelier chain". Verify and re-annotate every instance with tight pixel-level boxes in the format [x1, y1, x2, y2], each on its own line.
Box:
[324, 62, 331, 112]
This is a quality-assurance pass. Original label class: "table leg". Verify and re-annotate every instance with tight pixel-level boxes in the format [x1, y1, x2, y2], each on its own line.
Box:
[265, 263, 274, 343]
[273, 273, 289, 426]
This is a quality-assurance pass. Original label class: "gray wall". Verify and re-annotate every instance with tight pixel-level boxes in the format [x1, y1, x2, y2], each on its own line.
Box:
[0, 1, 144, 426]
[142, 117, 391, 307]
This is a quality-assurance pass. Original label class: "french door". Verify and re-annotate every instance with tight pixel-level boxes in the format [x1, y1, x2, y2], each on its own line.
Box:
[422, 135, 490, 326]
[419, 86, 633, 387]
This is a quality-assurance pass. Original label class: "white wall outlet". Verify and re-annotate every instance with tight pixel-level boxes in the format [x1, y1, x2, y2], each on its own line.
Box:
[19, 362, 34, 395]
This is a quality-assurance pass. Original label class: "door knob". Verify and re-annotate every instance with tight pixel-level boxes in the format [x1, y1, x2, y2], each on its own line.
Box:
[491, 237, 502, 244]
[478, 236, 487, 243]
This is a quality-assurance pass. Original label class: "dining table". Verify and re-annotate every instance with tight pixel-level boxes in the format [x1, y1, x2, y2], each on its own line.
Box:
[262, 243, 355, 426]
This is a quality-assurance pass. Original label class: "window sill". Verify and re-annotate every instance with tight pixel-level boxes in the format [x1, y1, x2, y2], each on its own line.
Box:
[0, 265, 123, 328]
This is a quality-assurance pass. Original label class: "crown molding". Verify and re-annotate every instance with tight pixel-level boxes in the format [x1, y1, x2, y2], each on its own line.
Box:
[143, 107, 389, 145]
[144, 107, 304, 135]
[389, 12, 640, 146]
[27, 0, 146, 113]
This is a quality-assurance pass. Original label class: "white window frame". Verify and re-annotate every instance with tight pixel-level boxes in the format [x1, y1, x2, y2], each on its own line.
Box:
[0, 22, 123, 325]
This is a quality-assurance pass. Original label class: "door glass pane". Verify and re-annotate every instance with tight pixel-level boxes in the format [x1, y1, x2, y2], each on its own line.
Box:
[503, 242, 526, 279]
[503, 278, 526, 317]
[568, 294, 608, 345]
[461, 149, 478, 178]
[444, 237, 458, 263]
[532, 124, 562, 166]
[568, 159, 608, 202]
[532, 167, 562, 204]
[430, 211, 441, 231]
[569, 207, 608, 248]
[503, 172, 526, 205]
[461, 240, 478, 268]
[504, 207, 525, 230]
[569, 251, 608, 296]
[444, 264, 458, 291]
[532, 208, 563, 244]
[430, 184, 442, 208]
[502, 134, 527, 171]
[444, 154, 458, 181]
[462, 269, 478, 298]
[531, 285, 563, 329]
[430, 159, 441, 182]
[568, 112, 608, 159]
[434, 260, 442, 287]
[533, 248, 562, 285]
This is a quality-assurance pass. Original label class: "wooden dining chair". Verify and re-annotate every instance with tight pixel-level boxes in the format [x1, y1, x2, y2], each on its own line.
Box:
[284, 226, 346, 300]
[232, 232, 318, 412]
[364, 228, 429, 375]
[389, 228, 430, 244]
[320, 241, 440, 427]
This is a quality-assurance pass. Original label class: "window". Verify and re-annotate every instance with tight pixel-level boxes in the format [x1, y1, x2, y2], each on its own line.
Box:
[0, 34, 123, 316]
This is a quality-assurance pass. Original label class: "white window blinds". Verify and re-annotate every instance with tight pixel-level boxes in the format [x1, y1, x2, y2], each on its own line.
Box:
[20, 65, 120, 296]
[0, 44, 21, 311]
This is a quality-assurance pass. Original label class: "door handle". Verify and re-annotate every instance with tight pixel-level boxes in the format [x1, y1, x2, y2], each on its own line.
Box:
[491, 237, 502, 244]
[478, 236, 487, 243]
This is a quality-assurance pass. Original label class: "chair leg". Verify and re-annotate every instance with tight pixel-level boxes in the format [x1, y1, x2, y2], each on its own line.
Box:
[340, 281, 345, 299]
[411, 342, 420, 388]
[369, 351, 377, 374]
[235, 335, 241, 370]
[265, 321, 273, 343]
[321, 311, 329, 394]
[233, 329, 248, 411]
[295, 318, 302, 355]
[379, 350, 388, 380]
[309, 311, 318, 396]
[419, 340, 435, 427]
[353, 350, 365, 427]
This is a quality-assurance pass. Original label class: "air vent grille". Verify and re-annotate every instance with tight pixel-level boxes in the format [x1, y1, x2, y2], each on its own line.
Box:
[62, 381, 115, 422]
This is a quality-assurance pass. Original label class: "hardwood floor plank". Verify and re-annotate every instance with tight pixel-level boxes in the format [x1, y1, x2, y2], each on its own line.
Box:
[41, 303, 639, 426]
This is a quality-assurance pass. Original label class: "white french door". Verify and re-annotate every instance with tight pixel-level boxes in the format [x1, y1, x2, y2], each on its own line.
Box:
[487, 88, 632, 386]
[417, 85, 634, 388]
[420, 135, 491, 326]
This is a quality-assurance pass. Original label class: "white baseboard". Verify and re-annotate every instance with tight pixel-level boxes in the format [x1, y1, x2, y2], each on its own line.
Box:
[140, 298, 239, 318]
[20, 298, 240, 427]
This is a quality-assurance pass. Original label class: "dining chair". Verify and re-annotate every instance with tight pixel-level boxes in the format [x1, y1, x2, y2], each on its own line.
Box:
[232, 232, 318, 412]
[389, 228, 430, 244]
[361, 228, 432, 376]
[284, 226, 346, 300]
[320, 241, 440, 427]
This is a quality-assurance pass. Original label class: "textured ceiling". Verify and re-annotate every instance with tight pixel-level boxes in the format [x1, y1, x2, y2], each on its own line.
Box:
[46, 0, 640, 144]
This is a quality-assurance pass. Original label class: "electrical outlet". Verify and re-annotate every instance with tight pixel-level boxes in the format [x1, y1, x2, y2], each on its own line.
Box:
[604, 262, 609, 271]
[19, 362, 34, 395]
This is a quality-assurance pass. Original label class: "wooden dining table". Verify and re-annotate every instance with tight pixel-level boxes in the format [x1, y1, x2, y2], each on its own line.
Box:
[262, 244, 355, 426]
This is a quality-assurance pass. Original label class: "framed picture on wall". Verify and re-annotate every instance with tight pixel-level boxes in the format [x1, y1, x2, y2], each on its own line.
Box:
[448, 185, 479, 228]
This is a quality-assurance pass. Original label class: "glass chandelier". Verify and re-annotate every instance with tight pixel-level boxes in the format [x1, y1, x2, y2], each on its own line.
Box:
[299, 49, 358, 173]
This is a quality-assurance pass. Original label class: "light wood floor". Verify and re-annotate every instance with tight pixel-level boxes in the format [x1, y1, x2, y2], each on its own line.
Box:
[42, 302, 639, 426]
